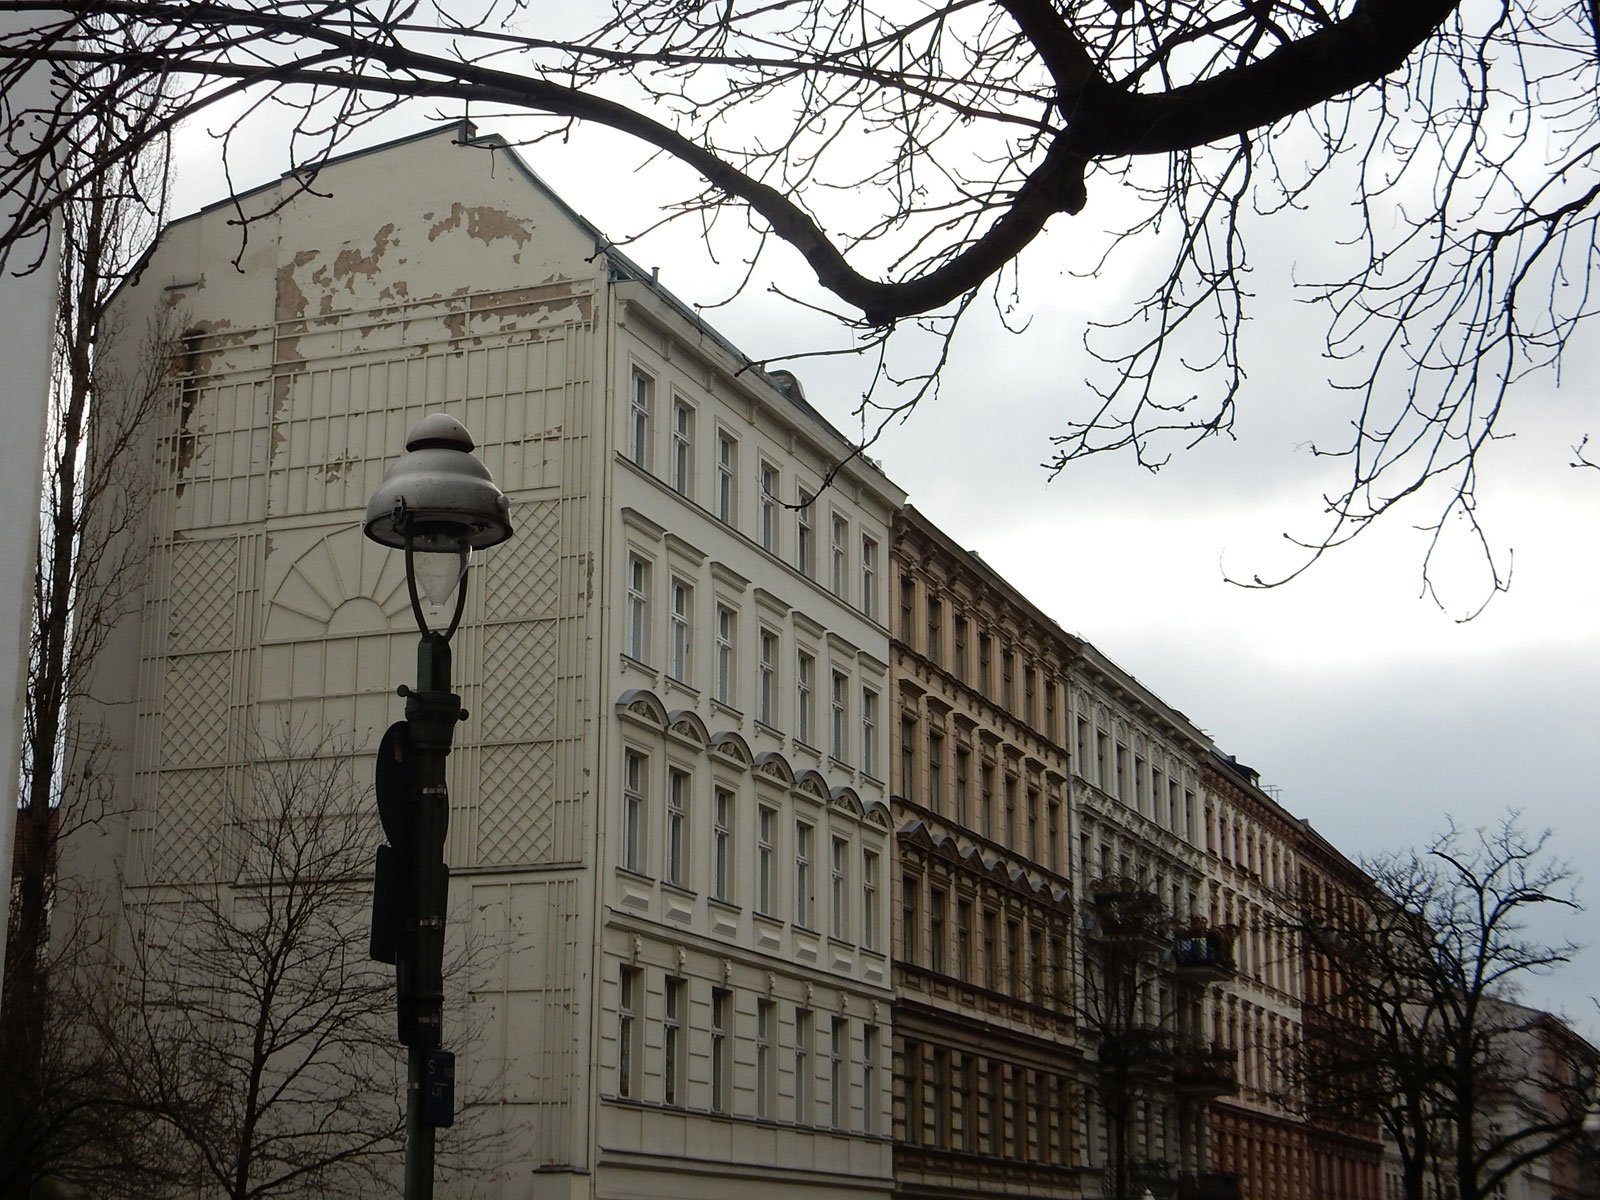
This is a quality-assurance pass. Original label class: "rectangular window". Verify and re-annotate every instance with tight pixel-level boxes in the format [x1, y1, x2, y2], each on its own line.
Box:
[860, 535, 878, 620]
[830, 670, 848, 762]
[1116, 744, 1129, 801]
[795, 1007, 813, 1124]
[618, 966, 641, 1099]
[905, 1040, 921, 1145]
[953, 616, 968, 683]
[666, 768, 689, 887]
[987, 1061, 1003, 1155]
[716, 432, 737, 523]
[980, 762, 995, 840]
[862, 849, 880, 951]
[796, 487, 815, 577]
[713, 786, 733, 901]
[899, 576, 915, 640]
[626, 555, 650, 662]
[1135, 754, 1147, 813]
[622, 749, 646, 873]
[1007, 918, 1023, 991]
[796, 651, 815, 746]
[862, 1025, 878, 1134]
[955, 747, 971, 826]
[760, 461, 780, 552]
[830, 514, 848, 598]
[757, 805, 776, 916]
[902, 874, 920, 962]
[1029, 927, 1045, 1001]
[1076, 718, 1090, 778]
[1002, 650, 1014, 711]
[928, 731, 944, 814]
[1097, 731, 1110, 789]
[978, 634, 992, 698]
[1024, 665, 1036, 726]
[669, 578, 691, 682]
[757, 999, 776, 1119]
[759, 628, 779, 725]
[1044, 677, 1057, 740]
[1026, 787, 1039, 860]
[1004, 775, 1017, 845]
[671, 398, 693, 494]
[629, 369, 653, 468]
[861, 687, 879, 777]
[830, 1017, 847, 1129]
[956, 898, 973, 979]
[932, 1048, 949, 1147]
[900, 716, 916, 798]
[664, 975, 685, 1105]
[711, 988, 731, 1113]
[926, 597, 942, 664]
[795, 820, 815, 928]
[929, 887, 946, 974]
[1047, 797, 1061, 872]
[981, 910, 997, 988]
[830, 836, 849, 940]
[715, 605, 736, 705]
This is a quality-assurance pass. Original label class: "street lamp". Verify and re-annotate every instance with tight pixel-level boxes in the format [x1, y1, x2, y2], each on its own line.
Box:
[364, 413, 512, 1200]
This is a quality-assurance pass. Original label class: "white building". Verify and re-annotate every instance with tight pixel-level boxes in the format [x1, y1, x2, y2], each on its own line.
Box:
[78, 121, 904, 1200]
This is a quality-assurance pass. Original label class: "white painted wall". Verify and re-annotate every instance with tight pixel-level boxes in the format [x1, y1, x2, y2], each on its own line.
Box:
[0, 8, 61, 1001]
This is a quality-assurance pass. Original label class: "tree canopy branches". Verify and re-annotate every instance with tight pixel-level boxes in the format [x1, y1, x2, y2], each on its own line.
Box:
[2, 0, 1596, 604]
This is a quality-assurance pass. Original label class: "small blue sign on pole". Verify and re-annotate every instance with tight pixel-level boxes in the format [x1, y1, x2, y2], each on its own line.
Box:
[421, 1048, 455, 1128]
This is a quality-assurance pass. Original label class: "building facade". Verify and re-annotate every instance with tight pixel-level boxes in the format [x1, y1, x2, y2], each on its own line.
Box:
[63, 118, 1587, 1200]
[76, 122, 904, 1200]
[888, 506, 1255, 1200]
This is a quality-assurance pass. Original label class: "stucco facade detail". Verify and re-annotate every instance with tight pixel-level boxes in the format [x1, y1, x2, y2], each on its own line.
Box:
[78, 122, 904, 1200]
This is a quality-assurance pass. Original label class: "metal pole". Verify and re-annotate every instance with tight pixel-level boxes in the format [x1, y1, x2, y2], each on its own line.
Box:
[403, 633, 459, 1200]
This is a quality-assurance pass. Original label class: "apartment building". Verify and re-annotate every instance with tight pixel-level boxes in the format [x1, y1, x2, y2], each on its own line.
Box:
[889, 507, 1086, 1200]
[888, 506, 1248, 1200]
[73, 122, 904, 1200]
[1203, 753, 1327, 1200]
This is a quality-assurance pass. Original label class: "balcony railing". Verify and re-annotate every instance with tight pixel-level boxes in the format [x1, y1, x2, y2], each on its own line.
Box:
[1171, 1041, 1239, 1097]
[1172, 927, 1236, 980]
[1098, 1027, 1173, 1078]
[1104, 1160, 1178, 1200]
[1177, 1172, 1241, 1200]
[1086, 876, 1168, 948]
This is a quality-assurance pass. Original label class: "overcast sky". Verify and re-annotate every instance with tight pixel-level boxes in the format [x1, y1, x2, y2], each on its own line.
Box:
[169, 103, 1600, 1032]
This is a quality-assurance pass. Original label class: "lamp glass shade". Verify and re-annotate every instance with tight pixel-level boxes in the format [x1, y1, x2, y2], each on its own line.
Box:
[413, 544, 469, 610]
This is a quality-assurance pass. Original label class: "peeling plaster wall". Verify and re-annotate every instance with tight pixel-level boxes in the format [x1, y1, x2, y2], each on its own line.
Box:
[74, 123, 905, 1200]
[75, 125, 612, 1190]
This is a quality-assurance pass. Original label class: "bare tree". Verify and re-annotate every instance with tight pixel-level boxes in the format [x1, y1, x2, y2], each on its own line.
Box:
[1292, 816, 1593, 1200]
[0, 0, 1596, 602]
[99, 735, 408, 1200]
[1, 79, 174, 1199]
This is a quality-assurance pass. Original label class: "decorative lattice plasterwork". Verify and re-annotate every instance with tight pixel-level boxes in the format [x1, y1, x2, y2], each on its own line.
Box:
[483, 500, 560, 623]
[479, 622, 557, 745]
[160, 653, 232, 768]
[476, 743, 558, 867]
[149, 767, 224, 884]
[166, 538, 238, 652]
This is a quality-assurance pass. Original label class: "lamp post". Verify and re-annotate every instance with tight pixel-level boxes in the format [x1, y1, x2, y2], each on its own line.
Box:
[364, 414, 513, 1200]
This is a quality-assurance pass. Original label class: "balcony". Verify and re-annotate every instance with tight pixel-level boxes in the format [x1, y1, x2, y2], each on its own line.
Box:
[1098, 1027, 1173, 1079]
[1086, 876, 1168, 950]
[1177, 1173, 1241, 1200]
[1171, 1041, 1239, 1097]
[1104, 1161, 1177, 1199]
[1172, 927, 1236, 982]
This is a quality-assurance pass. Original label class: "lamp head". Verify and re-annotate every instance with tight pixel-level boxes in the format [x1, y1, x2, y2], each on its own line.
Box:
[363, 414, 514, 553]
[364, 414, 513, 638]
